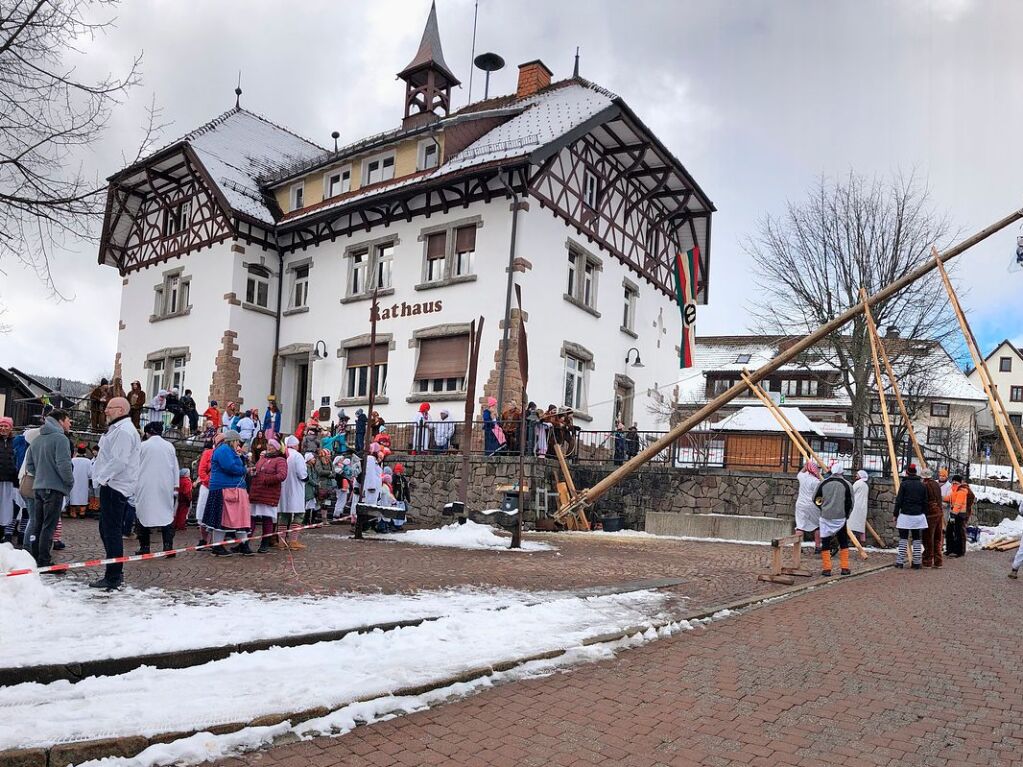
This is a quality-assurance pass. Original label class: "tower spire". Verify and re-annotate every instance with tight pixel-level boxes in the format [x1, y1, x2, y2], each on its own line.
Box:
[573, 47, 580, 78]
[398, 1, 461, 128]
[234, 71, 242, 109]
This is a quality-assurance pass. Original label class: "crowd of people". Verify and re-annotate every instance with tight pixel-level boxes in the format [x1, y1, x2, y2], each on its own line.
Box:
[0, 396, 416, 591]
[793, 458, 976, 575]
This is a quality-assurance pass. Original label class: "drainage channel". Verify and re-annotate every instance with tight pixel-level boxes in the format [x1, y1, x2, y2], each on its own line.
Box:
[0, 577, 690, 687]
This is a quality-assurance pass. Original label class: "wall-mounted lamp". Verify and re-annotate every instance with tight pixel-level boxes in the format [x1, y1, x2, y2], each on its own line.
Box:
[625, 347, 644, 368]
[313, 340, 328, 360]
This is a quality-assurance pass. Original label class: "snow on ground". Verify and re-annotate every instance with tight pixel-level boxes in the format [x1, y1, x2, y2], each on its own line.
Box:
[971, 515, 1023, 550]
[971, 484, 1023, 508]
[0, 543, 576, 668]
[0, 589, 681, 751]
[371, 520, 555, 551]
[971, 462, 1018, 482]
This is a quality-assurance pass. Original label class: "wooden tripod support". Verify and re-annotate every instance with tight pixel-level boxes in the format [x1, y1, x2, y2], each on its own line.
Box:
[933, 249, 1023, 490]
[552, 441, 589, 530]
[758, 533, 812, 585]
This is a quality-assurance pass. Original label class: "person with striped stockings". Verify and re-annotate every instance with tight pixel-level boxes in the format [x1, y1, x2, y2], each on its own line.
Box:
[893, 464, 928, 569]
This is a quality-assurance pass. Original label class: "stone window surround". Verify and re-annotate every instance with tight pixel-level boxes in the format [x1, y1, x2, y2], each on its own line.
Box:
[621, 277, 639, 339]
[613, 372, 636, 427]
[283, 256, 313, 315]
[144, 346, 191, 395]
[334, 332, 395, 407]
[150, 266, 192, 323]
[340, 234, 401, 303]
[415, 215, 482, 291]
[406, 323, 473, 403]
[242, 263, 276, 316]
[563, 238, 602, 319]
[559, 340, 594, 422]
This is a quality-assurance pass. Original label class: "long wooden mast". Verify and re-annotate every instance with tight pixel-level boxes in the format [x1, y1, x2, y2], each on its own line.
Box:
[566, 207, 1023, 512]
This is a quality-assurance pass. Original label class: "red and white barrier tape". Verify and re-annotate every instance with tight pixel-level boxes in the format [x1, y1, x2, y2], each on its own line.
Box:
[2, 520, 340, 578]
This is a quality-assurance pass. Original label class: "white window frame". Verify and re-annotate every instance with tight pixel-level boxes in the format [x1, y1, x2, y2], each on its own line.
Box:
[163, 200, 191, 237]
[622, 285, 637, 332]
[563, 354, 587, 411]
[346, 363, 388, 399]
[567, 251, 579, 296]
[564, 242, 602, 313]
[149, 359, 165, 398]
[424, 233, 446, 283]
[245, 269, 271, 308]
[349, 250, 368, 296]
[170, 356, 186, 391]
[418, 138, 440, 171]
[153, 268, 191, 320]
[454, 229, 475, 277]
[374, 242, 393, 290]
[291, 264, 310, 309]
[583, 169, 599, 209]
[290, 182, 304, 212]
[363, 152, 396, 186]
[324, 165, 352, 198]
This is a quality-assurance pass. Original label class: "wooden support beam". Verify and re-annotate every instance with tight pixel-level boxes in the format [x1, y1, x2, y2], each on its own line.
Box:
[861, 291, 902, 494]
[859, 288, 928, 469]
[933, 250, 1023, 491]
[739, 370, 820, 466]
[554, 208, 1023, 529]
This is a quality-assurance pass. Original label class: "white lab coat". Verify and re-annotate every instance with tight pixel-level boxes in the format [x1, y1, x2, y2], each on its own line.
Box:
[362, 454, 382, 504]
[431, 418, 455, 448]
[850, 478, 869, 534]
[69, 456, 92, 506]
[278, 449, 308, 515]
[134, 435, 178, 528]
[93, 417, 141, 498]
[412, 413, 430, 451]
[794, 471, 821, 531]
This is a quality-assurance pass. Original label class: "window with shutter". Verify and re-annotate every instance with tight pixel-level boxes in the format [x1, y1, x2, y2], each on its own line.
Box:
[426, 232, 446, 282]
[454, 225, 475, 276]
[414, 335, 469, 393]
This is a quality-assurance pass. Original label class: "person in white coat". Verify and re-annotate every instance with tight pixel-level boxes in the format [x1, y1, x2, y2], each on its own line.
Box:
[133, 422, 180, 555]
[362, 442, 383, 506]
[277, 435, 308, 549]
[849, 469, 869, 546]
[794, 459, 823, 552]
[68, 445, 93, 518]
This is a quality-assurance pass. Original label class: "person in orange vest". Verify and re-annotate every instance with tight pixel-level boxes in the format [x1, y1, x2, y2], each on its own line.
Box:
[943, 475, 975, 558]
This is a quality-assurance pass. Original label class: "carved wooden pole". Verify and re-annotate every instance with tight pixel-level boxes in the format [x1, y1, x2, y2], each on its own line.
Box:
[565, 207, 1023, 514]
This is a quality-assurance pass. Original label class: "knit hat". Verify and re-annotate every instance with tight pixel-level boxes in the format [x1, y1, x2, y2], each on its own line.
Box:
[222, 429, 242, 443]
[285, 435, 299, 448]
[905, 463, 917, 475]
[418, 402, 430, 413]
[439, 409, 449, 418]
[0, 417, 13, 428]
[179, 468, 190, 477]
[939, 468, 949, 480]
[267, 439, 281, 452]
[393, 462, 405, 474]
[805, 459, 821, 478]
[487, 397, 497, 408]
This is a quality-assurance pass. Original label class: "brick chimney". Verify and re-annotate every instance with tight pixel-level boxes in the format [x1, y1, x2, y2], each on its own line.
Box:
[516, 60, 553, 99]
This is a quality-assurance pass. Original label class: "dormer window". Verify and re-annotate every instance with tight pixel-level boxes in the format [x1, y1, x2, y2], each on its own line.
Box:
[419, 139, 439, 171]
[290, 182, 304, 212]
[735, 353, 751, 364]
[364, 153, 395, 185]
[325, 167, 351, 198]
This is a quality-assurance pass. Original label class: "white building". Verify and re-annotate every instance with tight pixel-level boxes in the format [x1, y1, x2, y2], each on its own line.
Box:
[98, 5, 714, 433]
[968, 339, 1023, 433]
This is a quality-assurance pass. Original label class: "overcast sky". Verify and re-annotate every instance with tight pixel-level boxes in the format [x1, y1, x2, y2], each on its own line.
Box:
[3, 0, 1022, 382]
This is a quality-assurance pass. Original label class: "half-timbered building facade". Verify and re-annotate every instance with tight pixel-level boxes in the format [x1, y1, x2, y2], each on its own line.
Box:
[99, 3, 715, 432]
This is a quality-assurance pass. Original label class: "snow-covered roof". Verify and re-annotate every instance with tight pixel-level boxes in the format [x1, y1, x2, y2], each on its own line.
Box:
[714, 406, 825, 435]
[279, 80, 615, 226]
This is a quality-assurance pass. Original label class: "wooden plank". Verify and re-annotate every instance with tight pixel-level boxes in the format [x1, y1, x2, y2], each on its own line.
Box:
[553, 441, 578, 497]
[860, 287, 902, 494]
[758, 574, 796, 586]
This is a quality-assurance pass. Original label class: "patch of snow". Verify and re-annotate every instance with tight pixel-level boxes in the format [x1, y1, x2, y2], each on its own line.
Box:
[971, 462, 1018, 482]
[375, 520, 555, 551]
[972, 515, 1023, 550]
[715, 406, 824, 436]
[0, 590, 676, 750]
[971, 484, 1023, 508]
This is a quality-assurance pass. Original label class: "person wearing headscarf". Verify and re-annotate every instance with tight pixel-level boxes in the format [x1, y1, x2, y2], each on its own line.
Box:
[277, 435, 308, 550]
[204, 430, 251, 556]
[126, 381, 146, 429]
[413, 402, 431, 453]
[248, 438, 287, 553]
[894, 463, 929, 569]
[431, 409, 455, 453]
[813, 463, 854, 576]
[300, 412, 322, 454]
[133, 422, 179, 555]
[149, 389, 167, 429]
[363, 442, 383, 505]
[194, 434, 221, 546]
[174, 468, 193, 532]
[849, 469, 870, 546]
[483, 397, 502, 456]
[794, 459, 823, 552]
[921, 467, 945, 568]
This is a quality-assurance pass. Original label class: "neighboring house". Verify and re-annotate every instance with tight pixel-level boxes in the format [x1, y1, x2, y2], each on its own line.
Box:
[97, 4, 715, 433]
[671, 335, 986, 463]
[967, 339, 1023, 433]
[0, 367, 35, 423]
[0, 367, 81, 427]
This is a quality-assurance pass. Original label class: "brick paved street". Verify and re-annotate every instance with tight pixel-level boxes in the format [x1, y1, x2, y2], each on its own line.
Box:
[53, 517, 848, 610]
[209, 550, 1023, 767]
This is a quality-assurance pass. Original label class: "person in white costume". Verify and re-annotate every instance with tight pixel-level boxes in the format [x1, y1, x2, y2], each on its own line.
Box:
[794, 459, 823, 552]
[362, 442, 383, 506]
[849, 469, 869, 546]
[430, 409, 455, 453]
[68, 445, 93, 518]
[133, 422, 179, 555]
[277, 435, 308, 550]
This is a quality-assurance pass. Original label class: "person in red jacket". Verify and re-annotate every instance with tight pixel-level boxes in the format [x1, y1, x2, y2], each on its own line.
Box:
[173, 468, 193, 531]
[195, 435, 220, 546]
[202, 401, 222, 432]
[248, 438, 288, 554]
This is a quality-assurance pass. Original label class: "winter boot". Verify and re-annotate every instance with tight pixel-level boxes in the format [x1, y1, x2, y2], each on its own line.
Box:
[1009, 570, 1018, 579]
[839, 548, 849, 575]
[257, 539, 272, 554]
[820, 550, 832, 577]
[237, 540, 255, 556]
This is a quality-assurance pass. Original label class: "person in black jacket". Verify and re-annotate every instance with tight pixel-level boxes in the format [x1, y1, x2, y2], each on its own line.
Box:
[893, 464, 929, 569]
[0, 417, 19, 543]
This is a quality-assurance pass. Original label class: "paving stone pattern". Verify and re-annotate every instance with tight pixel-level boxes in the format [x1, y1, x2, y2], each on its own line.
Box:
[213, 552, 1023, 767]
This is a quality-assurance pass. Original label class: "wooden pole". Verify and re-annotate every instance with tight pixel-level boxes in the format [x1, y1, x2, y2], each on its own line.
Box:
[565, 207, 1023, 514]
[859, 288, 928, 469]
[862, 295, 902, 494]
[458, 318, 485, 512]
[933, 250, 1023, 490]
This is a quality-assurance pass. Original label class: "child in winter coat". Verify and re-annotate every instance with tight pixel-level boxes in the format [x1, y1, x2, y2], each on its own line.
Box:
[173, 468, 193, 531]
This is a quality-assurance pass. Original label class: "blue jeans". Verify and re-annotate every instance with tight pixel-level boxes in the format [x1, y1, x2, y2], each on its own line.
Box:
[99, 485, 129, 582]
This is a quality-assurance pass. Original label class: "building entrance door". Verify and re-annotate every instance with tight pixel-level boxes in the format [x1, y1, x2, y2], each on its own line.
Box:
[613, 378, 634, 428]
[294, 362, 309, 428]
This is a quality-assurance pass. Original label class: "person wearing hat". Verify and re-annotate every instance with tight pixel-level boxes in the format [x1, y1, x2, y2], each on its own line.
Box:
[277, 435, 308, 549]
[331, 456, 353, 522]
[249, 438, 287, 553]
[849, 469, 870, 547]
[431, 409, 455, 453]
[943, 475, 975, 558]
[91, 397, 141, 589]
[921, 468, 945, 568]
[204, 430, 252, 556]
[794, 459, 823, 553]
[813, 463, 853, 576]
[893, 463, 928, 569]
[133, 422, 180, 556]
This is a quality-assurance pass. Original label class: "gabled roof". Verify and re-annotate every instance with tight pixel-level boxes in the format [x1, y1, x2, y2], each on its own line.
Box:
[713, 406, 825, 435]
[969, 338, 1023, 375]
[110, 108, 325, 225]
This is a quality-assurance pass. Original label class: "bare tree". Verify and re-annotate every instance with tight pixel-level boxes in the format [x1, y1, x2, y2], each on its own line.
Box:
[746, 173, 960, 462]
[0, 0, 150, 297]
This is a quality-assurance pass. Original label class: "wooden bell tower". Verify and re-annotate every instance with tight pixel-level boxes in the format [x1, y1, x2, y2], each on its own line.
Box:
[398, 1, 461, 129]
